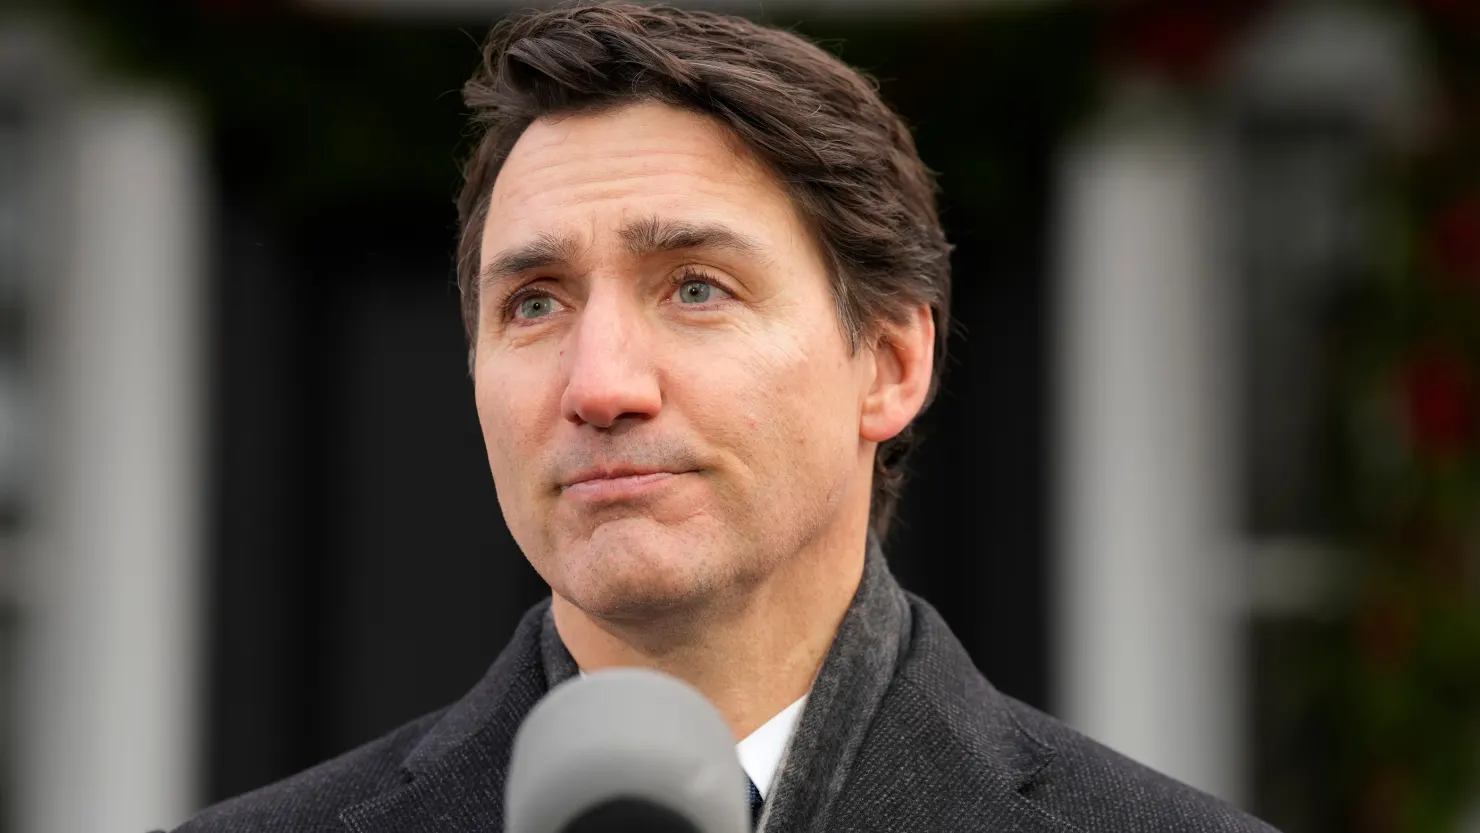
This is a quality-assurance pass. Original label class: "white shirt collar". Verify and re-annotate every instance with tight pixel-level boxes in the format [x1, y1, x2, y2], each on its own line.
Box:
[736, 693, 807, 799]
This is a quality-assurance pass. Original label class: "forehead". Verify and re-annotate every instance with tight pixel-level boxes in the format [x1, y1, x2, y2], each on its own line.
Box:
[481, 101, 804, 258]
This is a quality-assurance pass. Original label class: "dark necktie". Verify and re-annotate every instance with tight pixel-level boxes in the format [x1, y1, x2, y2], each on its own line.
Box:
[746, 777, 764, 829]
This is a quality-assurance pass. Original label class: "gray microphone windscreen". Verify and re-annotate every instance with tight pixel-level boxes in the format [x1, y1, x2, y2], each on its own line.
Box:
[505, 668, 750, 833]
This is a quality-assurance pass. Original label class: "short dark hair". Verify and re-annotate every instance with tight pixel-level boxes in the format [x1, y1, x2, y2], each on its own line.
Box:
[457, 2, 952, 541]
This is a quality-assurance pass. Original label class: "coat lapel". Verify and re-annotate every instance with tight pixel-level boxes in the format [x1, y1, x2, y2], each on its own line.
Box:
[821, 674, 1075, 833]
[774, 586, 1080, 833]
[339, 601, 553, 833]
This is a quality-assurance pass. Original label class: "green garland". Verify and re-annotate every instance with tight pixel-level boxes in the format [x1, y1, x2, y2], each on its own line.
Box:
[1324, 3, 1480, 829]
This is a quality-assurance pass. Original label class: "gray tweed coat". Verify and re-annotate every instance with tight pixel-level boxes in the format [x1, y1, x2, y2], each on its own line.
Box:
[170, 544, 1278, 833]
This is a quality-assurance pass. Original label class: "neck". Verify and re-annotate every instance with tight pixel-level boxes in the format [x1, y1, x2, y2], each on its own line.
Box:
[550, 520, 868, 742]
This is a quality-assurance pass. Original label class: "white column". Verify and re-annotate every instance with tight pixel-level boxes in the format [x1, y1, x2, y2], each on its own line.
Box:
[1053, 97, 1244, 803]
[17, 90, 206, 833]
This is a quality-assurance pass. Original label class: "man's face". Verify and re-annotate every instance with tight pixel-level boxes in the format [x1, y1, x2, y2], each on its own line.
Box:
[473, 101, 876, 620]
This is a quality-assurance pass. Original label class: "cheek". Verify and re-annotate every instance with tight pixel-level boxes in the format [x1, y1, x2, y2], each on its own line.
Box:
[683, 322, 859, 473]
[474, 354, 553, 484]
[772, 342, 859, 459]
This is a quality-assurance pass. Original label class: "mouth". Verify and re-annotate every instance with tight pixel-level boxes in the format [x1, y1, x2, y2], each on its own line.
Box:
[559, 467, 696, 503]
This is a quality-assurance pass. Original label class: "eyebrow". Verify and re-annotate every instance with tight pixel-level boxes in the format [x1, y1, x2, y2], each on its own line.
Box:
[479, 217, 767, 291]
[480, 231, 585, 290]
[618, 216, 765, 260]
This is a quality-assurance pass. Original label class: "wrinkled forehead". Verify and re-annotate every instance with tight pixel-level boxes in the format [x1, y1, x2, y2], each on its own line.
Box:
[480, 101, 807, 265]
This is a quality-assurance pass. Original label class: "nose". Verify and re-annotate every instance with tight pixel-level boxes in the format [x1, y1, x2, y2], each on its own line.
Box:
[559, 289, 662, 429]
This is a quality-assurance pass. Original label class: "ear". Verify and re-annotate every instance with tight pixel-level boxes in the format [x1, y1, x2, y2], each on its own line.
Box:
[861, 304, 935, 444]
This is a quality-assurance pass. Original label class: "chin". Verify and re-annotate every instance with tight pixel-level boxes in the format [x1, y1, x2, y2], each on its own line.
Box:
[555, 517, 726, 621]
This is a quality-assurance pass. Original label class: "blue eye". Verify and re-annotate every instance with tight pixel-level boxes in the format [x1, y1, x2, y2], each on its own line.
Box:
[516, 294, 560, 319]
[677, 280, 715, 304]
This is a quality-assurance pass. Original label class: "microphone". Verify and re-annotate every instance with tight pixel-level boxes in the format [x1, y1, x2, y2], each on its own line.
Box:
[505, 668, 750, 833]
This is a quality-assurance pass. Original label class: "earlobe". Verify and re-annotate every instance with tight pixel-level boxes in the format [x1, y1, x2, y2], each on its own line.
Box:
[860, 304, 935, 444]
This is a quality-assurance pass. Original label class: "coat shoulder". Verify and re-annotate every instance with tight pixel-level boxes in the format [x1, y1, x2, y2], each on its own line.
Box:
[897, 595, 1278, 833]
[999, 695, 1278, 833]
[170, 706, 449, 833]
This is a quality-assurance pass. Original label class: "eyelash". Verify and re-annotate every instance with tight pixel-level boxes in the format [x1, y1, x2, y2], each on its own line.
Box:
[667, 267, 730, 303]
[498, 268, 732, 321]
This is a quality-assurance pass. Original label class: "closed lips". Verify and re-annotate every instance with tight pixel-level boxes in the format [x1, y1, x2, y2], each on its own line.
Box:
[562, 467, 676, 488]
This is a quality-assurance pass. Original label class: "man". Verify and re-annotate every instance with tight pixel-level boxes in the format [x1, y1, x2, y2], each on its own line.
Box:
[175, 4, 1276, 831]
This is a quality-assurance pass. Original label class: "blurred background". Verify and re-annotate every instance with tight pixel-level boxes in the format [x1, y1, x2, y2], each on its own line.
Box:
[0, 0, 1476, 830]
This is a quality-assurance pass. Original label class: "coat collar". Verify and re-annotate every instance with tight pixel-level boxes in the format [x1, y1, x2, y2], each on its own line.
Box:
[819, 595, 1075, 832]
[762, 539, 1071, 833]
[338, 600, 552, 833]
[340, 549, 1071, 833]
